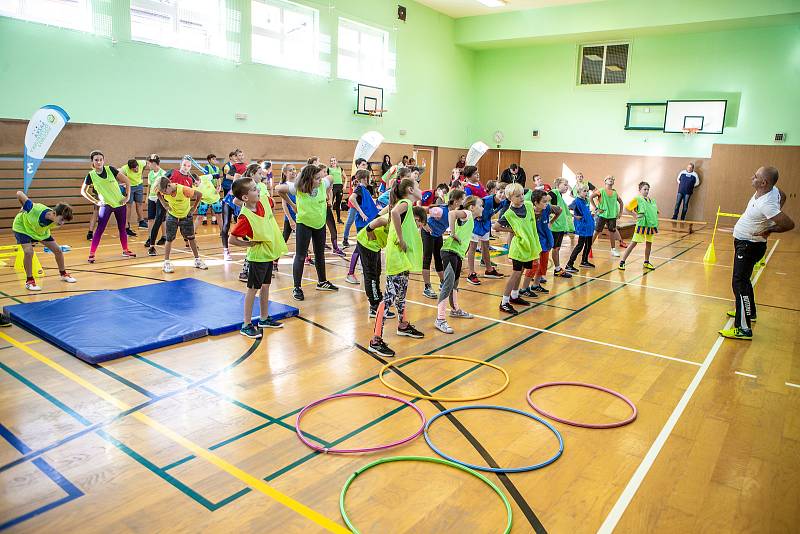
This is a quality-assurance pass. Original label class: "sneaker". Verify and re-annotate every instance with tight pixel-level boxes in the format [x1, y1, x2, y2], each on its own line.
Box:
[0, 316, 11, 327]
[422, 286, 437, 299]
[239, 271, 248, 282]
[184, 240, 190, 249]
[202, 219, 208, 226]
[480, 259, 498, 267]
[368, 338, 396, 357]
[292, 287, 304, 301]
[138, 220, 148, 229]
[483, 268, 503, 279]
[257, 317, 284, 329]
[60, 273, 77, 283]
[369, 308, 397, 319]
[538, 277, 547, 285]
[86, 231, 93, 241]
[450, 309, 474, 319]
[332, 247, 346, 257]
[345, 274, 360, 285]
[466, 273, 481, 285]
[223, 249, 233, 261]
[619, 240, 628, 248]
[25, 280, 41, 291]
[434, 319, 454, 334]
[579, 261, 595, 268]
[519, 287, 533, 297]
[509, 297, 531, 306]
[122, 249, 137, 258]
[397, 323, 424, 338]
[342, 239, 350, 248]
[88, 254, 95, 264]
[718, 327, 752, 340]
[156, 237, 166, 246]
[643, 261, 655, 270]
[499, 302, 517, 314]
[212, 218, 218, 225]
[618, 261, 626, 271]
[316, 280, 338, 291]
[144, 239, 152, 248]
[726, 310, 757, 322]
[553, 268, 572, 279]
[305, 256, 314, 266]
[148, 247, 157, 256]
[162, 260, 174, 273]
[126, 227, 137, 237]
[531, 285, 549, 294]
[240, 324, 263, 339]
[194, 258, 208, 270]
[564, 265, 579, 274]
[324, 244, 331, 250]
[611, 248, 621, 257]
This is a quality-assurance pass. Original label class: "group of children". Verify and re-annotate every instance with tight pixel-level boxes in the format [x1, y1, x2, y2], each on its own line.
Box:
[10, 150, 661, 350]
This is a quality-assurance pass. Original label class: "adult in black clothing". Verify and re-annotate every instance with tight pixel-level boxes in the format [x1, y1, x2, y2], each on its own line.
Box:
[381, 155, 392, 176]
[500, 163, 527, 187]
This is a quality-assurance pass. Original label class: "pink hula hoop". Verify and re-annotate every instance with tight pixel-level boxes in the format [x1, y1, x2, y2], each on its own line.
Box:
[295, 392, 426, 453]
[526, 382, 638, 429]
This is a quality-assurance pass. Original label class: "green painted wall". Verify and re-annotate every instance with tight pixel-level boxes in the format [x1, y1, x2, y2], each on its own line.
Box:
[0, 0, 474, 148]
[471, 23, 800, 157]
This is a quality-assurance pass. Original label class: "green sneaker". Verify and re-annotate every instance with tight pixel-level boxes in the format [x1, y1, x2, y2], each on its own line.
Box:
[719, 327, 752, 340]
[618, 261, 626, 271]
[726, 310, 757, 322]
[643, 261, 655, 270]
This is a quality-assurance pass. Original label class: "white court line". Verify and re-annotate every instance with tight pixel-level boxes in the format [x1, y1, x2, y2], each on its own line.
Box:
[570, 273, 733, 302]
[597, 239, 779, 534]
[275, 270, 702, 368]
[786, 382, 800, 389]
[734, 371, 757, 379]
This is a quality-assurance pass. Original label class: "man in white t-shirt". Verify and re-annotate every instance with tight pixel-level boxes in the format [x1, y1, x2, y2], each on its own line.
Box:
[720, 166, 794, 340]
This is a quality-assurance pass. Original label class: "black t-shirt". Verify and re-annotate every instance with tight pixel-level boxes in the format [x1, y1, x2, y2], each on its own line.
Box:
[84, 165, 120, 185]
[500, 167, 527, 187]
[498, 204, 527, 227]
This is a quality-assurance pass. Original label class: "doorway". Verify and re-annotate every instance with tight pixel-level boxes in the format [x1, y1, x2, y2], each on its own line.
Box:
[413, 147, 436, 190]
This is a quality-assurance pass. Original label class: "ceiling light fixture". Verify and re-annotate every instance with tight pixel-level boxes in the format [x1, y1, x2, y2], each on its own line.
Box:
[605, 65, 623, 71]
[477, 0, 506, 7]
[584, 54, 603, 61]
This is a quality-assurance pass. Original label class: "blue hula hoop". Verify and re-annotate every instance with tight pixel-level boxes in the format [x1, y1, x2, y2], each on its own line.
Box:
[424, 405, 564, 473]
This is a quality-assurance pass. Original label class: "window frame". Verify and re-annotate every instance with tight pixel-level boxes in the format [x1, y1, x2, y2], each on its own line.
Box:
[576, 41, 631, 87]
[0, 0, 98, 35]
[250, 0, 322, 75]
[336, 16, 394, 91]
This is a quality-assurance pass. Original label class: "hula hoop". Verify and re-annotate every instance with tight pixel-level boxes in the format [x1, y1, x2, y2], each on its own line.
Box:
[424, 405, 564, 473]
[379, 355, 509, 402]
[526, 382, 638, 429]
[340, 455, 512, 534]
[295, 392, 426, 453]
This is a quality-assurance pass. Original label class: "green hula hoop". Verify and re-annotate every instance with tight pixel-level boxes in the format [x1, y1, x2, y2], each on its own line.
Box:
[339, 455, 512, 534]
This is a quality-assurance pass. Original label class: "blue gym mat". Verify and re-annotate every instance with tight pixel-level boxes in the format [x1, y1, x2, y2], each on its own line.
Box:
[4, 279, 299, 364]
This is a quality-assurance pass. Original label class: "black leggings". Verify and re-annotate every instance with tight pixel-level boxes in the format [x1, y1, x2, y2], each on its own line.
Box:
[332, 184, 344, 221]
[357, 243, 383, 308]
[325, 206, 338, 248]
[422, 230, 444, 272]
[221, 203, 235, 249]
[567, 235, 592, 266]
[283, 217, 293, 243]
[293, 223, 327, 287]
[148, 201, 165, 245]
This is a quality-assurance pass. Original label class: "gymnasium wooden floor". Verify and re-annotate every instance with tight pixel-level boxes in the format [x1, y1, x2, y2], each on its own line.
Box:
[1, 219, 798, 533]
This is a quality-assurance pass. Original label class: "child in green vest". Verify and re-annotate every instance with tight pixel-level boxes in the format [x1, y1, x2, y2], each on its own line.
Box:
[619, 181, 659, 271]
[120, 158, 148, 233]
[549, 177, 574, 276]
[356, 215, 396, 319]
[590, 175, 625, 257]
[155, 177, 206, 274]
[12, 191, 76, 291]
[328, 156, 348, 224]
[435, 194, 483, 334]
[493, 183, 542, 314]
[229, 177, 289, 338]
[369, 178, 427, 358]
[202, 153, 222, 225]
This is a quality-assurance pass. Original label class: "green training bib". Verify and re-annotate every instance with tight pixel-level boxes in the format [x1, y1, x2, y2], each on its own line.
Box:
[356, 218, 389, 252]
[328, 167, 343, 185]
[296, 181, 327, 229]
[597, 189, 619, 219]
[441, 212, 474, 258]
[12, 202, 55, 241]
[240, 201, 288, 262]
[549, 189, 575, 232]
[386, 199, 423, 275]
[635, 196, 659, 229]
[505, 201, 541, 262]
[163, 184, 193, 218]
[197, 175, 220, 204]
[89, 166, 125, 208]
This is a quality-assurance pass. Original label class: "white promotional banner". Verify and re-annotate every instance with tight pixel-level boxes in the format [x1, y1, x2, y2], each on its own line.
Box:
[24, 105, 70, 192]
[465, 141, 489, 166]
[353, 131, 384, 162]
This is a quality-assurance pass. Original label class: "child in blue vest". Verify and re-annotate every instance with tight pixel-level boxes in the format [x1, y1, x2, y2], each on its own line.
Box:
[345, 169, 379, 284]
[566, 184, 595, 269]
[521, 189, 561, 296]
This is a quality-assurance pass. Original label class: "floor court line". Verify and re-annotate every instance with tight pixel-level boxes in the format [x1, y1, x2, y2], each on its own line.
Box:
[597, 239, 779, 534]
[0, 331, 349, 534]
[569, 273, 733, 302]
[734, 371, 757, 379]
[786, 382, 800, 389]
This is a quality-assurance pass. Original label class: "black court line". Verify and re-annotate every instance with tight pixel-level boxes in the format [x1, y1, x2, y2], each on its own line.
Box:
[297, 316, 547, 534]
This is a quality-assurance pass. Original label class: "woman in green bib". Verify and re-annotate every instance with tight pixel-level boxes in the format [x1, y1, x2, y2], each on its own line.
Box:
[619, 181, 659, 271]
[590, 175, 626, 257]
[435, 193, 483, 335]
[12, 191, 76, 291]
[493, 183, 542, 315]
[368, 178, 427, 358]
[80, 150, 136, 263]
[276, 164, 339, 301]
[328, 156, 348, 224]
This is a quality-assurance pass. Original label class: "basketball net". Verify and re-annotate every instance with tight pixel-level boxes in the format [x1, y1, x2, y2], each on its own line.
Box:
[682, 127, 699, 136]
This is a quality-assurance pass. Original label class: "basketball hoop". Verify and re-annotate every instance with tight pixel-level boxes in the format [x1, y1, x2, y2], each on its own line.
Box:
[682, 127, 699, 136]
[366, 109, 387, 117]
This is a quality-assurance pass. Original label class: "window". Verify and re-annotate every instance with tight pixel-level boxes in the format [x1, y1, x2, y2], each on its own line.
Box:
[130, 0, 234, 60]
[251, 0, 323, 75]
[0, 0, 109, 36]
[337, 17, 395, 91]
[579, 43, 629, 85]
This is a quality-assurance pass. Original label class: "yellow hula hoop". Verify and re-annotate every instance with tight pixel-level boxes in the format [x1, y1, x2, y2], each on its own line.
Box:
[379, 355, 510, 402]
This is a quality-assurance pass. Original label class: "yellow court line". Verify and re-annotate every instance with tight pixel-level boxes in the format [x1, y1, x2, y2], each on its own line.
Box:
[0, 331, 349, 534]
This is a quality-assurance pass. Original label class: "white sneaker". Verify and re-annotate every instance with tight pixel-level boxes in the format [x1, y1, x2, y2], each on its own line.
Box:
[163, 260, 174, 273]
[345, 274, 360, 285]
[611, 248, 621, 257]
[60, 274, 77, 283]
[434, 319, 454, 334]
[194, 258, 208, 270]
[25, 281, 41, 291]
[450, 309, 474, 319]
[223, 249, 233, 261]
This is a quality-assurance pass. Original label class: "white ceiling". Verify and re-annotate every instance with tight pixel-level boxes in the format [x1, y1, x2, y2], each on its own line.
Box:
[414, 0, 605, 19]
